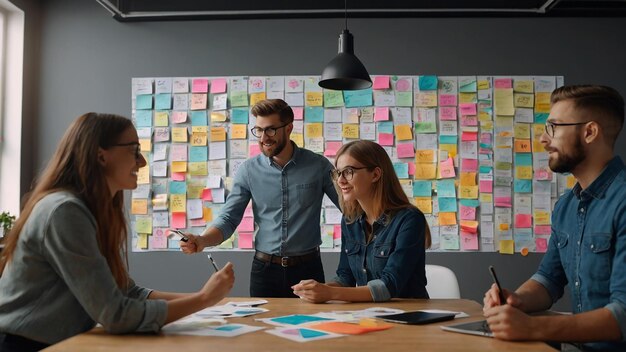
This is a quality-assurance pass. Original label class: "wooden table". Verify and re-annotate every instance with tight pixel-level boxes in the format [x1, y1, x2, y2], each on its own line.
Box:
[45, 298, 553, 351]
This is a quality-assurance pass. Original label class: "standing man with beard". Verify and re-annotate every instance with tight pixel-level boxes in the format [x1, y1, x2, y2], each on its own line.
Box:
[483, 85, 626, 351]
[181, 99, 340, 298]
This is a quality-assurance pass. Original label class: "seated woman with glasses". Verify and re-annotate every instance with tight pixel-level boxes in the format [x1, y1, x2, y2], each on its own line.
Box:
[0, 113, 235, 351]
[292, 140, 431, 302]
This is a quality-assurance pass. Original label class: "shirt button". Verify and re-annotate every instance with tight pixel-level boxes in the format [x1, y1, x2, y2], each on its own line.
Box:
[580, 208, 585, 213]
[345, 249, 348, 253]
[577, 241, 580, 245]
[577, 304, 582, 310]
[591, 244, 594, 249]
[575, 281, 579, 286]
[362, 268, 366, 273]
[380, 251, 384, 255]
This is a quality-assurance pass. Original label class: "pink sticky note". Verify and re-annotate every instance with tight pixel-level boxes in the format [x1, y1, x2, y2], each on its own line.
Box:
[480, 132, 492, 144]
[494, 78, 512, 89]
[150, 228, 168, 249]
[535, 238, 548, 253]
[439, 107, 457, 121]
[238, 232, 254, 249]
[479, 180, 493, 193]
[439, 157, 456, 178]
[292, 107, 304, 120]
[461, 158, 478, 172]
[407, 162, 416, 175]
[459, 103, 477, 116]
[460, 114, 478, 126]
[171, 212, 186, 228]
[201, 189, 213, 201]
[374, 107, 390, 121]
[460, 231, 479, 250]
[324, 141, 343, 157]
[494, 197, 512, 208]
[172, 111, 187, 124]
[210, 78, 227, 94]
[439, 94, 457, 106]
[378, 133, 394, 146]
[534, 225, 552, 235]
[171, 172, 186, 181]
[373, 76, 390, 90]
[192, 78, 209, 93]
[396, 78, 411, 92]
[461, 131, 478, 141]
[190, 219, 206, 227]
[333, 225, 342, 239]
[396, 143, 415, 158]
[460, 205, 476, 220]
[249, 144, 261, 157]
[238, 217, 255, 232]
[515, 214, 532, 228]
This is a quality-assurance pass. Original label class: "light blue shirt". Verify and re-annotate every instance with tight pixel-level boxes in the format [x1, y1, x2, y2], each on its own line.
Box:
[212, 142, 339, 256]
[531, 156, 626, 351]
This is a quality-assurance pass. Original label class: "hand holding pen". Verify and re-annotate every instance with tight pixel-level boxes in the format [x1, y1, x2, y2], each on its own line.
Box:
[168, 228, 189, 242]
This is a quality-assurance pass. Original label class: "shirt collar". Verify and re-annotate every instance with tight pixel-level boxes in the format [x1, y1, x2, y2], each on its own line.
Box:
[572, 156, 624, 200]
[357, 212, 390, 227]
[265, 140, 299, 167]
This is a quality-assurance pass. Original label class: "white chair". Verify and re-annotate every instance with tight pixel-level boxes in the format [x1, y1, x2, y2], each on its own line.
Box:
[425, 264, 461, 299]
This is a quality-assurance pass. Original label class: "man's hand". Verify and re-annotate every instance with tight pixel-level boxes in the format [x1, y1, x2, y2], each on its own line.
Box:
[484, 304, 538, 340]
[180, 233, 206, 254]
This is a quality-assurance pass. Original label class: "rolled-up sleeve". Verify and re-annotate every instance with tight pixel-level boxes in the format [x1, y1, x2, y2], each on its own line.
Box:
[43, 202, 167, 334]
[367, 279, 391, 302]
[211, 161, 252, 241]
[607, 202, 626, 340]
[530, 231, 567, 304]
[126, 279, 153, 300]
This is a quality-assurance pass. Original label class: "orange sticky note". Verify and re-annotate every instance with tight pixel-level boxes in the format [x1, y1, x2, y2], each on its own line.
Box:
[250, 92, 266, 106]
[203, 207, 213, 222]
[414, 197, 432, 214]
[514, 139, 532, 153]
[499, 223, 510, 231]
[131, 199, 148, 215]
[439, 212, 457, 225]
[416, 150, 436, 163]
[230, 124, 247, 139]
[414, 163, 437, 180]
[459, 172, 476, 187]
[210, 127, 226, 142]
[459, 185, 478, 199]
[171, 161, 187, 173]
[305, 92, 323, 106]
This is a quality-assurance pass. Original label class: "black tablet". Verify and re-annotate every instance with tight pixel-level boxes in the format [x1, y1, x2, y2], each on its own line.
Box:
[376, 311, 456, 325]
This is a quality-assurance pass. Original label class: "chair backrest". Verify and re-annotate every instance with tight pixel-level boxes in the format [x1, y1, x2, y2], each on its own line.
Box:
[425, 264, 461, 299]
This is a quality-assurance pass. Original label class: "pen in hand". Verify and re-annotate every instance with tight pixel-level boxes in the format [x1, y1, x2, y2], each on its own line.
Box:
[168, 229, 189, 242]
[207, 254, 220, 272]
[489, 265, 506, 305]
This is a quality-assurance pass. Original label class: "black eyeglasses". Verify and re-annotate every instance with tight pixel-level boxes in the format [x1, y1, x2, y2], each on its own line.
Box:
[250, 123, 290, 138]
[330, 166, 371, 181]
[544, 121, 591, 138]
[112, 142, 142, 159]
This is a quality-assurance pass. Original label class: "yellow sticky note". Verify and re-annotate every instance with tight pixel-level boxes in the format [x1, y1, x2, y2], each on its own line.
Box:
[439, 144, 457, 159]
[171, 161, 187, 173]
[210, 111, 227, 122]
[479, 193, 493, 203]
[477, 80, 490, 90]
[191, 132, 207, 146]
[415, 92, 437, 107]
[231, 124, 247, 139]
[292, 133, 304, 148]
[414, 197, 432, 214]
[187, 185, 204, 199]
[170, 194, 186, 213]
[203, 207, 213, 222]
[189, 162, 208, 176]
[535, 92, 551, 113]
[137, 166, 149, 184]
[414, 163, 437, 180]
[460, 172, 476, 186]
[499, 240, 514, 254]
[210, 127, 226, 142]
[139, 139, 151, 152]
[250, 92, 266, 106]
[459, 185, 478, 199]
[395, 125, 413, 141]
[342, 124, 359, 139]
[494, 88, 514, 116]
[305, 123, 323, 138]
[495, 116, 514, 128]
[514, 80, 534, 93]
[532, 124, 545, 139]
[566, 175, 577, 189]
[479, 111, 492, 123]
[499, 223, 510, 231]
[305, 91, 323, 106]
[514, 139, 532, 153]
[172, 127, 188, 142]
[136, 234, 148, 249]
[459, 92, 477, 104]
[514, 93, 534, 108]
[154, 111, 169, 127]
[514, 123, 531, 139]
[131, 199, 148, 215]
[534, 210, 551, 225]
[533, 140, 545, 153]
[515, 166, 533, 179]
[439, 212, 457, 226]
[135, 217, 152, 234]
[480, 120, 493, 130]
[415, 150, 436, 163]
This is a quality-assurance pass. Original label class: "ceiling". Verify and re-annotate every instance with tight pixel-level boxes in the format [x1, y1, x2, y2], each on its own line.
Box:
[97, 0, 626, 21]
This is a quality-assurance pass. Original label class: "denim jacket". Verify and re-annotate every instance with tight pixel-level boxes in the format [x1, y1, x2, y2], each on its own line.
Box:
[531, 156, 626, 351]
[332, 207, 429, 301]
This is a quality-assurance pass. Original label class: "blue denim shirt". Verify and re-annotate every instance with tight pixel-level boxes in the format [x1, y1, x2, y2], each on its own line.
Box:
[332, 207, 429, 302]
[531, 156, 626, 351]
[212, 142, 339, 255]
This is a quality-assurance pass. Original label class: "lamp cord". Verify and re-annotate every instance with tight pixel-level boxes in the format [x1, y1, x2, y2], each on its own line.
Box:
[344, 0, 348, 30]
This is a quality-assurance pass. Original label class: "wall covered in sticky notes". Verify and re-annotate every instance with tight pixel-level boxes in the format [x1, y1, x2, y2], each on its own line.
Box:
[130, 75, 572, 254]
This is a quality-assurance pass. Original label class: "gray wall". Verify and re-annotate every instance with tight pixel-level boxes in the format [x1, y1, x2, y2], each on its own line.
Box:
[17, 0, 626, 310]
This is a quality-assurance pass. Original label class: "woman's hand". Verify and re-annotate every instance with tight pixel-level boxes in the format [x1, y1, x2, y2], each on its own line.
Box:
[292, 279, 333, 303]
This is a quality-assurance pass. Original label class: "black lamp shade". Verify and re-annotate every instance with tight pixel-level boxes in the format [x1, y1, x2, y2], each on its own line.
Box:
[319, 29, 372, 91]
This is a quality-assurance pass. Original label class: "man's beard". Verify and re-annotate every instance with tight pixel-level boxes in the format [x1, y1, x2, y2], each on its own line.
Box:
[548, 136, 586, 174]
[261, 136, 286, 158]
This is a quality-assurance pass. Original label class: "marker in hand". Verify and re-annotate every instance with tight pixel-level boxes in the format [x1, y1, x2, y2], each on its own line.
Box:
[168, 229, 189, 242]
[207, 254, 220, 272]
[489, 265, 506, 305]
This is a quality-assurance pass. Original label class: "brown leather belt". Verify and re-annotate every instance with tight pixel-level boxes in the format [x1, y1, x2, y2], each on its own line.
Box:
[254, 248, 320, 267]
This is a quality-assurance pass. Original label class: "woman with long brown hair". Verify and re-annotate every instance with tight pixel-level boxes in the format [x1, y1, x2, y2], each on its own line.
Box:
[292, 140, 431, 302]
[0, 113, 234, 351]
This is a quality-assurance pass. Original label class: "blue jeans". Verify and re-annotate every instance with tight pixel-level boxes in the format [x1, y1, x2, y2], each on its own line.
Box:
[249, 256, 325, 298]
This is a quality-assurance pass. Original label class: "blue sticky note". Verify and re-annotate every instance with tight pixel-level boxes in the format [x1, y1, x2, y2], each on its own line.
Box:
[169, 181, 187, 195]
[344, 88, 373, 107]
[393, 162, 409, 179]
[534, 113, 549, 124]
[215, 325, 241, 331]
[299, 328, 328, 339]
[479, 142, 492, 149]
[413, 181, 432, 197]
[514, 229, 534, 252]
[437, 179, 456, 198]
[459, 80, 477, 93]
[514, 179, 532, 193]
[439, 135, 458, 144]
[189, 146, 207, 162]
[135, 110, 152, 127]
[438, 197, 457, 212]
[514, 153, 533, 166]
[231, 108, 249, 124]
[419, 76, 438, 91]
[168, 239, 180, 249]
[479, 166, 492, 174]
[377, 121, 394, 134]
[191, 111, 208, 126]
[136, 94, 152, 110]
[270, 315, 331, 325]
[459, 199, 480, 207]
[155, 93, 172, 110]
[305, 107, 324, 123]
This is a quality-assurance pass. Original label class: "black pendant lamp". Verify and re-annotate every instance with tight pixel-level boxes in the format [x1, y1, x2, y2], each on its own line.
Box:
[319, 0, 372, 91]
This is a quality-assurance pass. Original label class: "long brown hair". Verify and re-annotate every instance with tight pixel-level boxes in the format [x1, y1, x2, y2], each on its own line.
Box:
[334, 140, 431, 248]
[0, 113, 133, 288]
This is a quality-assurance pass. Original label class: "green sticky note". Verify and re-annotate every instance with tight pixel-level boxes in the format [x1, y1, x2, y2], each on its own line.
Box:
[229, 91, 248, 107]
[323, 90, 344, 107]
[395, 91, 413, 107]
